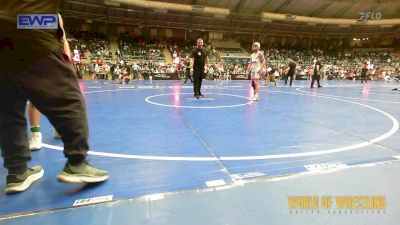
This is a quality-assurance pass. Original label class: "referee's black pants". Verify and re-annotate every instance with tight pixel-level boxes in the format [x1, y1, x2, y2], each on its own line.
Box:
[361, 74, 367, 83]
[193, 69, 204, 96]
[310, 74, 321, 88]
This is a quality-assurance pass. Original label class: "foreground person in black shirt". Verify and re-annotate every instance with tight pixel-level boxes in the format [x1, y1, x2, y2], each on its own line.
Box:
[0, 0, 108, 194]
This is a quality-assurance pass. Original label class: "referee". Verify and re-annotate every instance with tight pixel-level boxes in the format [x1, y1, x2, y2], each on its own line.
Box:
[190, 38, 208, 99]
[310, 58, 322, 88]
[361, 64, 368, 84]
[285, 58, 296, 87]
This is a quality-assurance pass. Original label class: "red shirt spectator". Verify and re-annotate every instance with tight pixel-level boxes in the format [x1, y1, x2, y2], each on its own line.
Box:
[96, 58, 104, 66]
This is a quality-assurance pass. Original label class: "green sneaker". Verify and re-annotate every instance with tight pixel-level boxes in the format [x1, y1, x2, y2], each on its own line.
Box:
[5, 166, 44, 194]
[57, 162, 109, 183]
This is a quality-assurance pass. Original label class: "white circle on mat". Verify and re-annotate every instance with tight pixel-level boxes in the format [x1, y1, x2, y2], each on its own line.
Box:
[43, 88, 399, 161]
[145, 93, 253, 109]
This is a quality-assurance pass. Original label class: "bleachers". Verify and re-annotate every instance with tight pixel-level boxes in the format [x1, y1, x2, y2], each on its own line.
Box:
[118, 33, 165, 62]
[68, 31, 112, 60]
[65, 31, 399, 82]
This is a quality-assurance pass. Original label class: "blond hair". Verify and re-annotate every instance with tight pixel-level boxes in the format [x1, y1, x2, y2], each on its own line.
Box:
[252, 42, 260, 49]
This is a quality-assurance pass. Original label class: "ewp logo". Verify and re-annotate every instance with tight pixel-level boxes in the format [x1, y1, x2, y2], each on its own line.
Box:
[17, 14, 58, 29]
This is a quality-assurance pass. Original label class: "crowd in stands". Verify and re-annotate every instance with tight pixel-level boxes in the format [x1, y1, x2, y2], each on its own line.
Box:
[118, 33, 165, 61]
[68, 30, 112, 60]
[75, 49, 399, 83]
[166, 44, 399, 82]
[66, 31, 399, 83]
[261, 48, 400, 81]
[78, 59, 180, 83]
[79, 48, 399, 83]
[168, 42, 222, 64]
[199, 47, 400, 82]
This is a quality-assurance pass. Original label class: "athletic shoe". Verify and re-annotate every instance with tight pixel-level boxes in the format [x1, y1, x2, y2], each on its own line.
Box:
[193, 95, 200, 99]
[250, 93, 260, 101]
[29, 132, 42, 151]
[57, 161, 109, 183]
[5, 166, 44, 194]
[393, 88, 398, 91]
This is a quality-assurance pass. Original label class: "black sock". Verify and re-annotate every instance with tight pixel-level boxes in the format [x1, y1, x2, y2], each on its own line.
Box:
[67, 155, 86, 166]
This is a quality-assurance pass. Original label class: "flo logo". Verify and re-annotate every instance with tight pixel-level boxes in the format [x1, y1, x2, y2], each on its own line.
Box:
[17, 14, 58, 29]
[359, 12, 382, 20]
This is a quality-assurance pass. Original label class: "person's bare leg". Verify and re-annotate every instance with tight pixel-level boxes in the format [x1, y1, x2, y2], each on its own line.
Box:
[29, 103, 40, 127]
[254, 79, 260, 100]
[28, 103, 42, 151]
